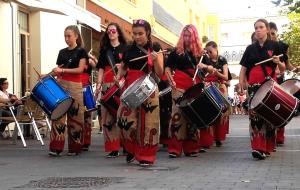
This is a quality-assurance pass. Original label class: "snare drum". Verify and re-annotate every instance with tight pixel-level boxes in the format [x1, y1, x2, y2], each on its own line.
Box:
[121, 74, 157, 109]
[280, 79, 300, 100]
[31, 75, 74, 120]
[100, 78, 125, 118]
[250, 79, 298, 128]
[177, 83, 223, 128]
[206, 84, 229, 113]
[83, 85, 96, 112]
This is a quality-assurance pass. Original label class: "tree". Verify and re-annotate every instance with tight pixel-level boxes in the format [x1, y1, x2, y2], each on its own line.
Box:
[281, 12, 300, 66]
[274, 0, 300, 66]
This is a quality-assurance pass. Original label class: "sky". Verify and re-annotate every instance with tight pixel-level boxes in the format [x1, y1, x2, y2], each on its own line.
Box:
[203, 0, 283, 19]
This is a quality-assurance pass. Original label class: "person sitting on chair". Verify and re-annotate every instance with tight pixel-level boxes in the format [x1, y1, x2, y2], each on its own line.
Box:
[0, 78, 22, 137]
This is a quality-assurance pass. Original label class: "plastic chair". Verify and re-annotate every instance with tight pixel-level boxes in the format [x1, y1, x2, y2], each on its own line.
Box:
[0, 96, 50, 147]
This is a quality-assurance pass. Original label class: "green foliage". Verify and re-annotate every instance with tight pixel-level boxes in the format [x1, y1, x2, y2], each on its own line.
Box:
[280, 1, 300, 66]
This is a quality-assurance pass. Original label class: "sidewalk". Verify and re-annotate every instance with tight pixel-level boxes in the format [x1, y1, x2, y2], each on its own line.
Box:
[0, 115, 300, 190]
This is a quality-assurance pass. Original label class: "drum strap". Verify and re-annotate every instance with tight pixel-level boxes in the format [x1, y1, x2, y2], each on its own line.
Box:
[137, 45, 161, 84]
[106, 49, 117, 76]
[185, 52, 205, 81]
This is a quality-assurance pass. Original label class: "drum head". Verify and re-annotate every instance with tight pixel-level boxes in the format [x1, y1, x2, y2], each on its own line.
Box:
[281, 79, 300, 95]
[178, 83, 204, 107]
[250, 80, 274, 109]
[51, 98, 74, 120]
[121, 75, 148, 99]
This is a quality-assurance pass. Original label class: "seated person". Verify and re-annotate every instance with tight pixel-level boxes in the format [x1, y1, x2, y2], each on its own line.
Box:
[0, 78, 22, 136]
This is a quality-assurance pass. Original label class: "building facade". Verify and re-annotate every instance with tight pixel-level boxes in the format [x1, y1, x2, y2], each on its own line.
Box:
[0, 0, 219, 97]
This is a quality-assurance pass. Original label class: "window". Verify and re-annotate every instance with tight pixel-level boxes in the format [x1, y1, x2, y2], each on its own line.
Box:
[76, 0, 85, 8]
[18, 11, 29, 32]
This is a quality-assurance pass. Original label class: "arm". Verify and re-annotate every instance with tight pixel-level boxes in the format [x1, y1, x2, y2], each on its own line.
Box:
[152, 51, 164, 77]
[165, 67, 176, 88]
[213, 64, 228, 81]
[238, 66, 247, 95]
[53, 58, 86, 75]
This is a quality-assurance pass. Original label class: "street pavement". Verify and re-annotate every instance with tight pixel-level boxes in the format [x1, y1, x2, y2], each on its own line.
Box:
[0, 114, 300, 190]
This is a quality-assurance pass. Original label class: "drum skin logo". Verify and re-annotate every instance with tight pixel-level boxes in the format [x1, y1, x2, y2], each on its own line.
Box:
[275, 103, 281, 111]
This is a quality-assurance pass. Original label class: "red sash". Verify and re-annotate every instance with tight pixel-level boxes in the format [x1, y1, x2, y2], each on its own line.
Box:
[173, 69, 201, 90]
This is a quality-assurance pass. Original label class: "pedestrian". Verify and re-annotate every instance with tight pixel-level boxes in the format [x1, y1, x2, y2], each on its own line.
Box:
[239, 19, 285, 160]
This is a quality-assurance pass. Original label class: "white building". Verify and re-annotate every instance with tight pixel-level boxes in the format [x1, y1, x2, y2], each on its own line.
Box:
[219, 11, 289, 97]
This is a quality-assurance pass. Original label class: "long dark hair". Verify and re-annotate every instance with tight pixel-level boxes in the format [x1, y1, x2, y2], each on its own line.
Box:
[65, 25, 84, 48]
[132, 19, 153, 50]
[0, 78, 7, 91]
[100, 22, 127, 50]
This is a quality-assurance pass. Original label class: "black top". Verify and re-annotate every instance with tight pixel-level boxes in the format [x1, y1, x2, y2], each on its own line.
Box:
[123, 42, 161, 73]
[166, 49, 210, 71]
[56, 46, 88, 69]
[240, 40, 283, 78]
[96, 44, 127, 69]
[279, 40, 289, 63]
[204, 55, 227, 73]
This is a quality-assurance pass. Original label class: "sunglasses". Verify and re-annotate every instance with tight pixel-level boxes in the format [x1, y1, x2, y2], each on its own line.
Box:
[107, 28, 117, 34]
[133, 19, 145, 25]
[270, 32, 276, 36]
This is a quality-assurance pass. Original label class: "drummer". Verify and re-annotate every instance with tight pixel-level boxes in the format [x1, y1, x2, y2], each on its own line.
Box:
[95, 22, 128, 158]
[115, 19, 163, 166]
[269, 21, 292, 146]
[165, 24, 213, 158]
[238, 19, 285, 160]
[80, 50, 96, 152]
[202, 41, 229, 147]
[48, 25, 88, 156]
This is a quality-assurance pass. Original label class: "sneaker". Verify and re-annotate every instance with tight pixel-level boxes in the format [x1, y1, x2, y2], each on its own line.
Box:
[49, 151, 60, 157]
[199, 148, 207, 153]
[185, 152, 198, 157]
[169, 152, 178, 158]
[106, 151, 119, 158]
[139, 160, 152, 167]
[252, 150, 266, 160]
[216, 140, 222, 147]
[276, 142, 284, 146]
[265, 152, 271, 157]
[98, 127, 103, 134]
[126, 153, 135, 163]
[122, 148, 128, 156]
[82, 145, 89, 151]
[67, 152, 79, 156]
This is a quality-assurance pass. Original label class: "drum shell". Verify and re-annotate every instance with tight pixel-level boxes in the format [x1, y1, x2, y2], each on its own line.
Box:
[177, 84, 222, 128]
[100, 84, 121, 118]
[31, 76, 74, 120]
[250, 80, 298, 128]
[281, 79, 300, 100]
[83, 85, 96, 112]
[121, 74, 157, 109]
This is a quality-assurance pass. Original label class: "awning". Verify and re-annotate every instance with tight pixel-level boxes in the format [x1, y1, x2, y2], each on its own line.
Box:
[13, 0, 101, 32]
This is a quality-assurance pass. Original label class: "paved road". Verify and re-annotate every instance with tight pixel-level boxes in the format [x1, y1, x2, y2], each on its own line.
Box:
[0, 115, 300, 190]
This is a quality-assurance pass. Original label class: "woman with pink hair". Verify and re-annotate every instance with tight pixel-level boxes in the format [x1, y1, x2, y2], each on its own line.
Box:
[165, 24, 214, 158]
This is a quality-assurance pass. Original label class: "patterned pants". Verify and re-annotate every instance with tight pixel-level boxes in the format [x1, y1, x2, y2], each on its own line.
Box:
[49, 80, 84, 154]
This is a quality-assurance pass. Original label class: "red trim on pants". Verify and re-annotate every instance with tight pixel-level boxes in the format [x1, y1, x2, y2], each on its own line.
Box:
[251, 129, 267, 153]
[135, 145, 158, 163]
[167, 135, 199, 156]
[276, 127, 285, 143]
[105, 139, 121, 152]
[213, 120, 227, 141]
[199, 128, 214, 148]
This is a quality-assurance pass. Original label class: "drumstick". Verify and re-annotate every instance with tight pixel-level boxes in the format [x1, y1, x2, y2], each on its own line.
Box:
[33, 67, 41, 78]
[193, 56, 204, 81]
[129, 50, 167, 62]
[255, 54, 283, 66]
